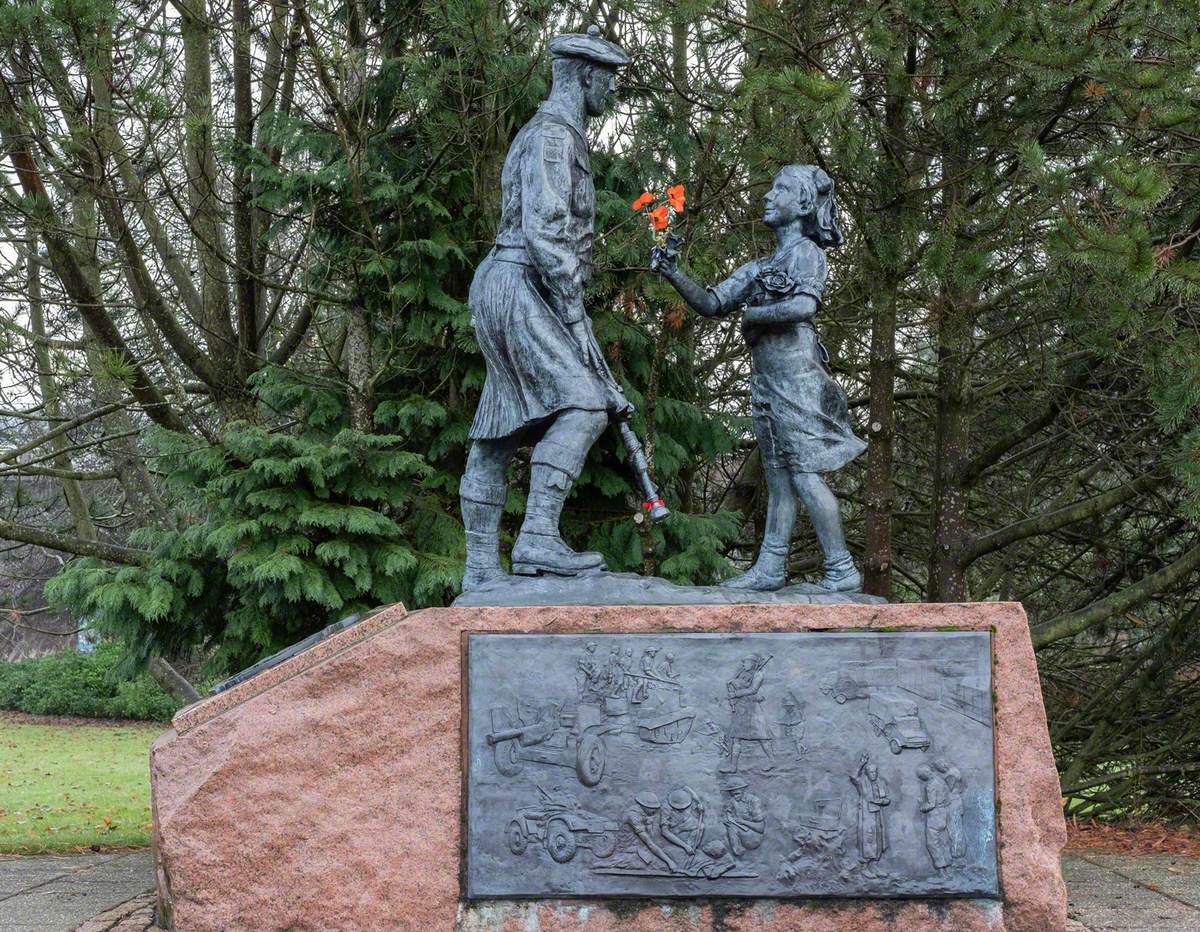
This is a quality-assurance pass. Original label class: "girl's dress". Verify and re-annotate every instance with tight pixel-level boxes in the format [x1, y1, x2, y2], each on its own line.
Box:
[710, 237, 865, 473]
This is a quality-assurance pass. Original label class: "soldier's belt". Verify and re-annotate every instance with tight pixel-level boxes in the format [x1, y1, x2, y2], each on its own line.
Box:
[493, 244, 533, 266]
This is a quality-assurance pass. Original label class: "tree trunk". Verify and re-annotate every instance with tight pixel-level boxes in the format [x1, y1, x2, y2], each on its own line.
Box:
[27, 245, 96, 544]
[862, 18, 913, 599]
[148, 655, 201, 704]
[926, 287, 973, 601]
[863, 284, 897, 597]
[232, 0, 258, 369]
[344, 305, 374, 431]
[178, 0, 237, 364]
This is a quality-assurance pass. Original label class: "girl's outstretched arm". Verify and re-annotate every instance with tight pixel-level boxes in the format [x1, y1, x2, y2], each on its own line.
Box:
[650, 245, 722, 317]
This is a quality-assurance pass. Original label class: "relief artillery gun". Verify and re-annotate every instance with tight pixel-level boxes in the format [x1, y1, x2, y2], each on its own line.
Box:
[486, 671, 696, 787]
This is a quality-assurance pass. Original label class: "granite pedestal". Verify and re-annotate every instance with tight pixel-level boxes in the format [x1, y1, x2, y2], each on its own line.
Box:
[151, 600, 1066, 930]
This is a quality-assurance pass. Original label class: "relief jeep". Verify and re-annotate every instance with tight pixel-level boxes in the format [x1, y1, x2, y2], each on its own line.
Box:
[504, 786, 620, 863]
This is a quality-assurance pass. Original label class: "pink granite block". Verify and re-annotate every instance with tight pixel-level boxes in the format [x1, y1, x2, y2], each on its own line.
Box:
[171, 605, 405, 735]
[152, 602, 1066, 931]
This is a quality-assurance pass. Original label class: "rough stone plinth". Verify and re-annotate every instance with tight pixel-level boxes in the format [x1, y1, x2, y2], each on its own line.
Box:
[152, 602, 1066, 931]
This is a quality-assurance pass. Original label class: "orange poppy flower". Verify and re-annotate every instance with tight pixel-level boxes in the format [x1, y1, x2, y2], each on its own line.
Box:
[667, 184, 685, 213]
[631, 191, 654, 211]
[650, 204, 670, 231]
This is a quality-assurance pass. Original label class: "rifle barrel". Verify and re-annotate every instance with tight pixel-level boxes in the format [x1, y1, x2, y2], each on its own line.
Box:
[616, 419, 670, 523]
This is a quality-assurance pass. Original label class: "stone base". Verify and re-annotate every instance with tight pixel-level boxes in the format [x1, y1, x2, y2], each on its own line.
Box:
[152, 602, 1066, 931]
[452, 570, 887, 607]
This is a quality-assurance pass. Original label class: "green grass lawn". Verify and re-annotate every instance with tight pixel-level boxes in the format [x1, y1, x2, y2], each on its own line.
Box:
[0, 719, 164, 853]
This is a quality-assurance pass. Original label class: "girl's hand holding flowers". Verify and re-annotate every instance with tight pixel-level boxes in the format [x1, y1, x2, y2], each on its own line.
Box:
[649, 240, 681, 275]
[633, 184, 686, 271]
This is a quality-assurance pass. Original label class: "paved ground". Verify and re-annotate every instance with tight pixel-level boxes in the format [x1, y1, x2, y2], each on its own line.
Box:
[1067, 850, 1200, 931]
[0, 851, 155, 931]
[2, 849, 1200, 929]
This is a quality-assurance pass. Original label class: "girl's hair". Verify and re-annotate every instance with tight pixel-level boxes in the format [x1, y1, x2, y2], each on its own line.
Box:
[776, 164, 844, 248]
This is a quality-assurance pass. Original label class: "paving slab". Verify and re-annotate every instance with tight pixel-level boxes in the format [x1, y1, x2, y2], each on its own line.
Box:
[1067, 850, 1200, 931]
[1078, 852, 1200, 907]
[75, 892, 157, 932]
[0, 854, 119, 894]
[0, 851, 153, 932]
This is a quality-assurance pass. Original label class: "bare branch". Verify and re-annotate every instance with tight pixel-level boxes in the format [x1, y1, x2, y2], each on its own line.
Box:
[1033, 542, 1200, 647]
[0, 518, 150, 565]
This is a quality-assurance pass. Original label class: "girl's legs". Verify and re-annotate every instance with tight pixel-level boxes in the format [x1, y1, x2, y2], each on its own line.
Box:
[792, 472, 862, 591]
[720, 466, 797, 590]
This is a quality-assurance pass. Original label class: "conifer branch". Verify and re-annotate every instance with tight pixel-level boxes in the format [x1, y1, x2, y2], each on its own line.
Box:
[963, 473, 1164, 566]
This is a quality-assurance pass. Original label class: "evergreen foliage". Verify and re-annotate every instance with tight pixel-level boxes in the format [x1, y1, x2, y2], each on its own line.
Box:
[48, 369, 446, 670]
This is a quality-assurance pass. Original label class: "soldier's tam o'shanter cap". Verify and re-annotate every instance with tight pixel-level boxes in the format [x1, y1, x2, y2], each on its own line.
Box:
[550, 24, 630, 68]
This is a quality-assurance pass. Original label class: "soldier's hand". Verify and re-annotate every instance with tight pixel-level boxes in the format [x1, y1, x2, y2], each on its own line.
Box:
[570, 319, 602, 370]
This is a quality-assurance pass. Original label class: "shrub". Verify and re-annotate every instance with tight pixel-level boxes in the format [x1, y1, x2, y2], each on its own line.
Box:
[0, 644, 180, 721]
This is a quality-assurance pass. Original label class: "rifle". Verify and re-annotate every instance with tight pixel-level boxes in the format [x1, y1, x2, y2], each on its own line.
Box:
[616, 417, 670, 523]
[578, 324, 670, 524]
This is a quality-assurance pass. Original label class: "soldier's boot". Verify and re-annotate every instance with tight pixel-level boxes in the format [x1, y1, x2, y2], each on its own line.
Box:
[513, 418, 607, 576]
[512, 466, 606, 576]
[459, 443, 513, 592]
[719, 542, 787, 591]
[815, 548, 862, 593]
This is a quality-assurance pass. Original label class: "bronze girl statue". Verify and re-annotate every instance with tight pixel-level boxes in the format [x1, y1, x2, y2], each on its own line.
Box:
[651, 165, 865, 592]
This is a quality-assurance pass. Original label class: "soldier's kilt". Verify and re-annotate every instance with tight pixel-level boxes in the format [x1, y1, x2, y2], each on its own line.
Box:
[467, 255, 623, 441]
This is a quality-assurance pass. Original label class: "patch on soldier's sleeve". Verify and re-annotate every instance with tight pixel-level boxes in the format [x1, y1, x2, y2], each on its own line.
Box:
[542, 131, 565, 164]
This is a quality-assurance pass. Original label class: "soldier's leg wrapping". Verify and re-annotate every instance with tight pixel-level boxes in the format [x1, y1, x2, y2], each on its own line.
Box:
[720, 466, 796, 591]
[460, 438, 516, 591]
[512, 408, 607, 575]
[792, 472, 861, 591]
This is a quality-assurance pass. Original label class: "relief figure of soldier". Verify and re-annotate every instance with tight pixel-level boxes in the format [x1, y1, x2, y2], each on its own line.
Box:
[651, 166, 866, 591]
[934, 757, 967, 860]
[720, 776, 766, 857]
[917, 763, 953, 870]
[459, 27, 633, 591]
[719, 654, 776, 773]
[610, 791, 678, 873]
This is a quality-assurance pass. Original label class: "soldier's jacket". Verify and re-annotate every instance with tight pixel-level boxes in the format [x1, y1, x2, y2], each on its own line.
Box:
[493, 103, 595, 324]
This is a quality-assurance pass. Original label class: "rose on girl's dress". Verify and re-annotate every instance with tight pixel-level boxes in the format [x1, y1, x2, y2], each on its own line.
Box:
[755, 264, 801, 297]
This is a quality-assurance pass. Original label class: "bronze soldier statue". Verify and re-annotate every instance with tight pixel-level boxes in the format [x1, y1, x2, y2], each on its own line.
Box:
[459, 26, 635, 591]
